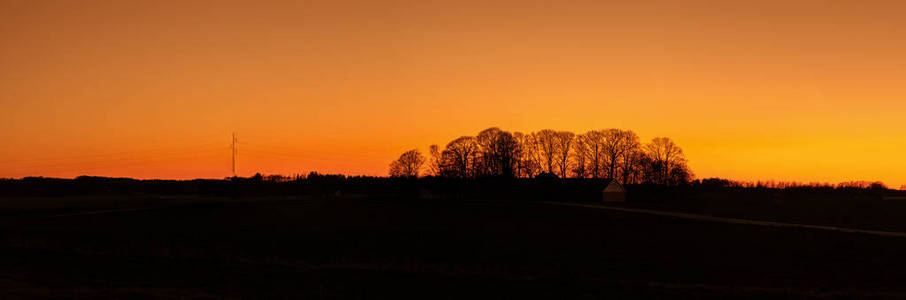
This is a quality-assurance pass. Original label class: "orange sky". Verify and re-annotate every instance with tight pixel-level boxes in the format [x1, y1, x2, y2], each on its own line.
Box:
[2, 1, 905, 187]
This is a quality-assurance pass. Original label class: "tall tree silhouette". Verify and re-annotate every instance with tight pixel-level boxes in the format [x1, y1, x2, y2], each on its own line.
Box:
[476, 127, 503, 176]
[441, 136, 478, 178]
[474, 127, 521, 177]
[620, 147, 644, 184]
[600, 129, 634, 180]
[494, 131, 521, 177]
[389, 149, 425, 177]
[581, 131, 606, 179]
[428, 144, 442, 176]
[515, 132, 541, 178]
[644, 137, 687, 185]
[617, 130, 642, 184]
[555, 131, 575, 178]
[572, 134, 589, 178]
[535, 130, 559, 176]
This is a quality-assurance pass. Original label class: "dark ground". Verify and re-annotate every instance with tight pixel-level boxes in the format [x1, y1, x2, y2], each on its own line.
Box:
[3, 195, 906, 298]
[629, 188, 906, 232]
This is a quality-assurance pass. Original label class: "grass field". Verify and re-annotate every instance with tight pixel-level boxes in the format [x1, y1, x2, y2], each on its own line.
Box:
[3, 195, 906, 298]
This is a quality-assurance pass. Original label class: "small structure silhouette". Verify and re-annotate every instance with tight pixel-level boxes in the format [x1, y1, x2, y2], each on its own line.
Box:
[602, 179, 625, 202]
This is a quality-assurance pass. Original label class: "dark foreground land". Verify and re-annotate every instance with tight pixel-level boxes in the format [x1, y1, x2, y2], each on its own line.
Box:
[3, 195, 906, 298]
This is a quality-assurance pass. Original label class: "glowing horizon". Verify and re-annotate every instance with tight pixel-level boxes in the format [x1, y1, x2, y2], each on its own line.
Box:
[2, 1, 906, 187]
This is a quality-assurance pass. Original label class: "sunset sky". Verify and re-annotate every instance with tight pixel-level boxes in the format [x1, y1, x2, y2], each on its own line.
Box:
[2, 1, 905, 187]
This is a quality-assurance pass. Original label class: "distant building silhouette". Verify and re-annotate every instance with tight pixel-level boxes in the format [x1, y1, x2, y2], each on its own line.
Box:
[602, 179, 626, 202]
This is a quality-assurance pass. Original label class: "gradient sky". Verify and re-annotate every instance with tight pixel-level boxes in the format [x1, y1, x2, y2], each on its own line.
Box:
[2, 1, 905, 187]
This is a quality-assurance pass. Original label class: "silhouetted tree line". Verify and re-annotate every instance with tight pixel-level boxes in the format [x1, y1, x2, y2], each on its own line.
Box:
[0, 174, 387, 197]
[0, 174, 626, 202]
[390, 127, 693, 185]
[693, 177, 890, 191]
[688, 177, 904, 206]
[1, 174, 898, 204]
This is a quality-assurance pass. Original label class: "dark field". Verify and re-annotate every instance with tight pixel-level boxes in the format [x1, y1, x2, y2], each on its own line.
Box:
[627, 188, 906, 232]
[3, 195, 906, 298]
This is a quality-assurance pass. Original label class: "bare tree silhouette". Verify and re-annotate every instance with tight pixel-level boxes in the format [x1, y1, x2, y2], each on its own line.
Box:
[440, 136, 478, 178]
[411, 127, 693, 184]
[572, 134, 589, 178]
[472, 127, 523, 177]
[618, 130, 642, 184]
[428, 145, 442, 177]
[599, 129, 631, 180]
[534, 130, 559, 176]
[494, 131, 521, 177]
[620, 147, 644, 184]
[644, 137, 686, 185]
[555, 131, 575, 178]
[389, 149, 426, 177]
[515, 132, 541, 178]
[580, 131, 606, 179]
